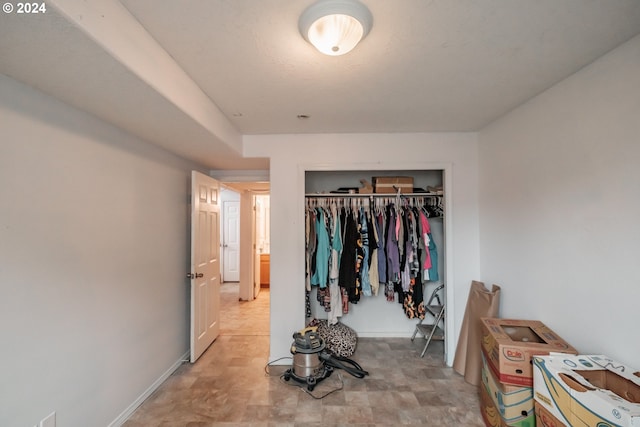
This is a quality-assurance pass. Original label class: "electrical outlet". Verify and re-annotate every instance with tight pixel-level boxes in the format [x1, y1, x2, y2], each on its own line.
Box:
[40, 411, 56, 427]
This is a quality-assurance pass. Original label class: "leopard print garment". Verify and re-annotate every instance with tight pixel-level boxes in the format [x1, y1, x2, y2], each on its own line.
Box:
[307, 318, 357, 357]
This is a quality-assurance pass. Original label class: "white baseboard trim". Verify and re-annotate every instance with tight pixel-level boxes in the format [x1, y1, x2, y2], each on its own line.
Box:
[108, 350, 189, 427]
[357, 332, 415, 338]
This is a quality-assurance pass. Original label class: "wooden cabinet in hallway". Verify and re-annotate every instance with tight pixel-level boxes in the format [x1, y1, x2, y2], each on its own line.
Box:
[260, 253, 270, 287]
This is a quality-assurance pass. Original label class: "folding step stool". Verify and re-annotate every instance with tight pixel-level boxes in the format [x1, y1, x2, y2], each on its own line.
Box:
[410, 283, 445, 357]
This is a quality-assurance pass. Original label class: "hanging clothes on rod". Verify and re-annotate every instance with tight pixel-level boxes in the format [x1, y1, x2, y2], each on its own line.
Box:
[305, 193, 442, 322]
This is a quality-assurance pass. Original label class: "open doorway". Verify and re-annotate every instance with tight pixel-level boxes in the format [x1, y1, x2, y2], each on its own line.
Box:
[218, 181, 270, 336]
[254, 194, 270, 290]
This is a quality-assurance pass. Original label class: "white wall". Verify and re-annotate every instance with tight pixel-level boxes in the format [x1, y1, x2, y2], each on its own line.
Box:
[244, 133, 480, 366]
[221, 186, 242, 203]
[0, 74, 204, 427]
[478, 35, 640, 367]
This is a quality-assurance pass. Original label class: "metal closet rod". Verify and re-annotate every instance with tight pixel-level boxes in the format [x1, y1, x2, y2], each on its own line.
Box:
[304, 192, 442, 198]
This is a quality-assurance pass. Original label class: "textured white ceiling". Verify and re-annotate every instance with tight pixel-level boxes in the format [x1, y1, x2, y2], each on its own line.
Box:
[120, 0, 640, 133]
[1, 0, 639, 169]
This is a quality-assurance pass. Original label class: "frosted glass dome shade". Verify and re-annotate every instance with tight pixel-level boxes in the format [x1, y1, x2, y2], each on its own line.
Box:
[299, 0, 373, 56]
[307, 14, 364, 56]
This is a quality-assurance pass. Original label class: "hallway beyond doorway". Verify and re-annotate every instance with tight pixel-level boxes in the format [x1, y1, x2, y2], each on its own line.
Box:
[220, 282, 269, 336]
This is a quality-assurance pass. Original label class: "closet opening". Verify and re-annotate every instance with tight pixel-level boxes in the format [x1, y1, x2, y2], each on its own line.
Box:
[304, 168, 451, 363]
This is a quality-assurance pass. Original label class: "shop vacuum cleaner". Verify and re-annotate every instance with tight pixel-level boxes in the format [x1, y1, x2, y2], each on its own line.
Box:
[283, 326, 369, 391]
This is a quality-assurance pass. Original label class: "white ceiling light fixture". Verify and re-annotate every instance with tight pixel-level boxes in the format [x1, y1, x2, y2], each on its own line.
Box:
[299, 0, 373, 56]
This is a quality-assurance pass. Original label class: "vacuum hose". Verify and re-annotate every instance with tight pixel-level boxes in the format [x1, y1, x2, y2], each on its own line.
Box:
[319, 351, 369, 379]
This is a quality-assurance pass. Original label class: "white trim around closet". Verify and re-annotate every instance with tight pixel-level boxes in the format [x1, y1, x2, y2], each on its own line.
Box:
[298, 161, 455, 366]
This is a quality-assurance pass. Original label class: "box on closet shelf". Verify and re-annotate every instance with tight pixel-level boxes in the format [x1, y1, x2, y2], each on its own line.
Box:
[480, 318, 577, 388]
[372, 176, 413, 194]
[358, 179, 373, 194]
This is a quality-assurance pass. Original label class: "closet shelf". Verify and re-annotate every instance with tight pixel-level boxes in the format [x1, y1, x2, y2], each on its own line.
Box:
[306, 192, 445, 218]
[305, 192, 442, 198]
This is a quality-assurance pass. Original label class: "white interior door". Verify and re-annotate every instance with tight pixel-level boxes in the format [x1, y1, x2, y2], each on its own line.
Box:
[222, 201, 240, 282]
[190, 171, 220, 363]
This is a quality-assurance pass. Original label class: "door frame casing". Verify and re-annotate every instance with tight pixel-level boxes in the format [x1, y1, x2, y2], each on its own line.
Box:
[239, 190, 256, 301]
[298, 161, 455, 365]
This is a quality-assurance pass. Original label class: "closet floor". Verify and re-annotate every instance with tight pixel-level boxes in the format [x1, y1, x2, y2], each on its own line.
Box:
[122, 284, 484, 426]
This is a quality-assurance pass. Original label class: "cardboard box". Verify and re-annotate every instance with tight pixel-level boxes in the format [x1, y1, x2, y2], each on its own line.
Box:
[479, 378, 536, 427]
[533, 354, 640, 427]
[359, 179, 373, 194]
[482, 353, 535, 425]
[481, 318, 577, 387]
[534, 402, 566, 427]
[372, 176, 413, 194]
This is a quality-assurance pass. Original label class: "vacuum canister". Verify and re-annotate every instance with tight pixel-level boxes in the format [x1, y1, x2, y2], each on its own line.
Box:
[290, 327, 326, 378]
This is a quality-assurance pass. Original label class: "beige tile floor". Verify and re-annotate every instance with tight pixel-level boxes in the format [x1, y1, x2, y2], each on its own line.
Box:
[123, 283, 484, 426]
